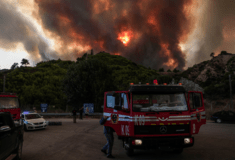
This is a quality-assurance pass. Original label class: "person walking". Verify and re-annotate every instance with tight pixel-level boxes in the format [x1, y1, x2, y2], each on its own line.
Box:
[100, 116, 115, 158]
[72, 107, 77, 123]
[79, 106, 84, 120]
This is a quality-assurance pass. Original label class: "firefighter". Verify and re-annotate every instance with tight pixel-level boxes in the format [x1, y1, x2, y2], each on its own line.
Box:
[72, 107, 77, 123]
[100, 116, 115, 158]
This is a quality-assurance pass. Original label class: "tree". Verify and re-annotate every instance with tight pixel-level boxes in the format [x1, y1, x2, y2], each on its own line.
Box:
[159, 68, 164, 72]
[62, 58, 116, 111]
[10, 63, 18, 70]
[21, 58, 29, 67]
[210, 52, 215, 58]
[173, 68, 179, 73]
[167, 69, 171, 72]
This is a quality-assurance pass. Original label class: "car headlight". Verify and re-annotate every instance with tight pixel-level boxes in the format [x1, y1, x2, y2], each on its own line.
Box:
[28, 123, 33, 125]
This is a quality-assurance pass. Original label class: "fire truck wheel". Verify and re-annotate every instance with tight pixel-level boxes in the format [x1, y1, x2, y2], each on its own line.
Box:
[173, 148, 183, 154]
[126, 148, 134, 156]
[24, 124, 28, 132]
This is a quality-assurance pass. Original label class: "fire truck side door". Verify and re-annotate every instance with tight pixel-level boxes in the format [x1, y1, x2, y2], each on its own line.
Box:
[105, 92, 130, 136]
[188, 91, 206, 134]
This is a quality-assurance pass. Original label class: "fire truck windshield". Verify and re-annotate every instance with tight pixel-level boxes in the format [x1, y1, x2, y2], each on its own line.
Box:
[132, 93, 188, 112]
[0, 97, 19, 109]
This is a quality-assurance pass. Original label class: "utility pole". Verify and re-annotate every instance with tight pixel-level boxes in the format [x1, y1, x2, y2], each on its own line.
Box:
[229, 74, 233, 111]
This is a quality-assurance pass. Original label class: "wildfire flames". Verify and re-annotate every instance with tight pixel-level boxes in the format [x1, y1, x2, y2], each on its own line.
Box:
[1, 0, 235, 70]
[117, 31, 133, 46]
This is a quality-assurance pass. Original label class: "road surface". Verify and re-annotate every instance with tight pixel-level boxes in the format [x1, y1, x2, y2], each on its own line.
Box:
[21, 118, 235, 160]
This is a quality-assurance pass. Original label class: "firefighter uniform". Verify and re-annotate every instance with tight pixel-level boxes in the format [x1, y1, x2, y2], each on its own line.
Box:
[100, 116, 115, 158]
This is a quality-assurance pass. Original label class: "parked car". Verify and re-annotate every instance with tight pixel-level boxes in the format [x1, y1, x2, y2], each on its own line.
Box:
[21, 111, 48, 131]
[0, 112, 24, 160]
[211, 110, 235, 123]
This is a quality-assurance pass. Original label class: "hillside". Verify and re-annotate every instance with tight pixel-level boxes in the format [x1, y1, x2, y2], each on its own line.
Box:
[0, 50, 234, 114]
[178, 51, 235, 97]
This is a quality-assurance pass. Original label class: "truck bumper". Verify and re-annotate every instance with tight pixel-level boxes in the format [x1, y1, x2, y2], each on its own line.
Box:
[129, 136, 194, 149]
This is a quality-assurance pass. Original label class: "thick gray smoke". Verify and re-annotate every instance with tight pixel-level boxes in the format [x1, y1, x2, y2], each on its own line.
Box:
[0, 1, 58, 63]
[186, 0, 235, 66]
[35, 0, 194, 70]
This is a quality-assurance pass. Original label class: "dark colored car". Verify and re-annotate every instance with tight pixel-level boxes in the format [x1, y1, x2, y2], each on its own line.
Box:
[211, 110, 235, 123]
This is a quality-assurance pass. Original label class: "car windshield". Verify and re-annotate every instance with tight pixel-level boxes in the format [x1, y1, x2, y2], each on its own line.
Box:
[25, 114, 41, 119]
[0, 97, 19, 109]
[132, 93, 188, 112]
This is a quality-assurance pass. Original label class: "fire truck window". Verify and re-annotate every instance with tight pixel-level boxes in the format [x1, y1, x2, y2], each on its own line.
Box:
[0, 97, 19, 108]
[189, 93, 194, 109]
[107, 95, 115, 108]
[121, 93, 128, 109]
[194, 93, 202, 108]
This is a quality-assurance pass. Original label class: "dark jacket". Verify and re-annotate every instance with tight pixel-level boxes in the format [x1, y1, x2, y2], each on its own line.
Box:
[100, 117, 114, 134]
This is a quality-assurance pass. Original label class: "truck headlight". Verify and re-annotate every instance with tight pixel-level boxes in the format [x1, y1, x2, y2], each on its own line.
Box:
[184, 138, 193, 144]
[135, 139, 142, 145]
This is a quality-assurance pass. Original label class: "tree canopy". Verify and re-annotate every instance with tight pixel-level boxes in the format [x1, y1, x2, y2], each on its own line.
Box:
[62, 58, 116, 111]
[21, 58, 29, 67]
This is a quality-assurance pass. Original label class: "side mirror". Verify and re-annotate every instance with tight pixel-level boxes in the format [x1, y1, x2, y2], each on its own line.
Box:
[0, 125, 11, 132]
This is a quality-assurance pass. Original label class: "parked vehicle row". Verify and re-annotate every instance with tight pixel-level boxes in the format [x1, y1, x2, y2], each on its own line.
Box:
[211, 110, 235, 123]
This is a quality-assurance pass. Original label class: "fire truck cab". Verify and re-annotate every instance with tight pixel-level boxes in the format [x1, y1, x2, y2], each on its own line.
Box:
[0, 92, 21, 121]
[103, 83, 206, 156]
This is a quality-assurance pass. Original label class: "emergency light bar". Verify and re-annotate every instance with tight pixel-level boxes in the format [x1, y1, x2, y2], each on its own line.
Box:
[129, 83, 183, 86]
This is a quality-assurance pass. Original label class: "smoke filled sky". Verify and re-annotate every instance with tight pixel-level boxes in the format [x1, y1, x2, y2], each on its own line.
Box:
[0, 0, 235, 70]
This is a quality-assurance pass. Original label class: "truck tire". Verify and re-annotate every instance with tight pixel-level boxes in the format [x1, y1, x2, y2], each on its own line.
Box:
[14, 140, 23, 160]
[173, 148, 183, 154]
[126, 148, 134, 156]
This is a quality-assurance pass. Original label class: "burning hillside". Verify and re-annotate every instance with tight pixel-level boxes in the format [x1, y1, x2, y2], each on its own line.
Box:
[1, 0, 235, 70]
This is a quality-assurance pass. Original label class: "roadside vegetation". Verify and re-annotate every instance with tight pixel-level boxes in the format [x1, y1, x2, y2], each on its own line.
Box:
[0, 51, 234, 113]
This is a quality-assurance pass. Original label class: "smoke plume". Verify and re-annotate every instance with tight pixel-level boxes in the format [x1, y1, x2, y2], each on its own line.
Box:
[184, 0, 235, 66]
[34, 0, 196, 70]
[0, 0, 58, 63]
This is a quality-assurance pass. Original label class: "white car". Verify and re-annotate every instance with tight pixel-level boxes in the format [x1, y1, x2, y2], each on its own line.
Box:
[21, 112, 48, 131]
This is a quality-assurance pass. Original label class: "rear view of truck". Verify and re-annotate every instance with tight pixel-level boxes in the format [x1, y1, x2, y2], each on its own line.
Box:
[103, 83, 206, 156]
[0, 92, 21, 121]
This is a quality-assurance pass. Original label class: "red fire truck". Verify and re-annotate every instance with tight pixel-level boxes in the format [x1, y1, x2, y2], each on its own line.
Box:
[103, 83, 206, 155]
[0, 92, 21, 121]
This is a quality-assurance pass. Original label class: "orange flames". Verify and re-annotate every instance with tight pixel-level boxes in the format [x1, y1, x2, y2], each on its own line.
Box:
[117, 31, 133, 46]
[161, 43, 178, 69]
